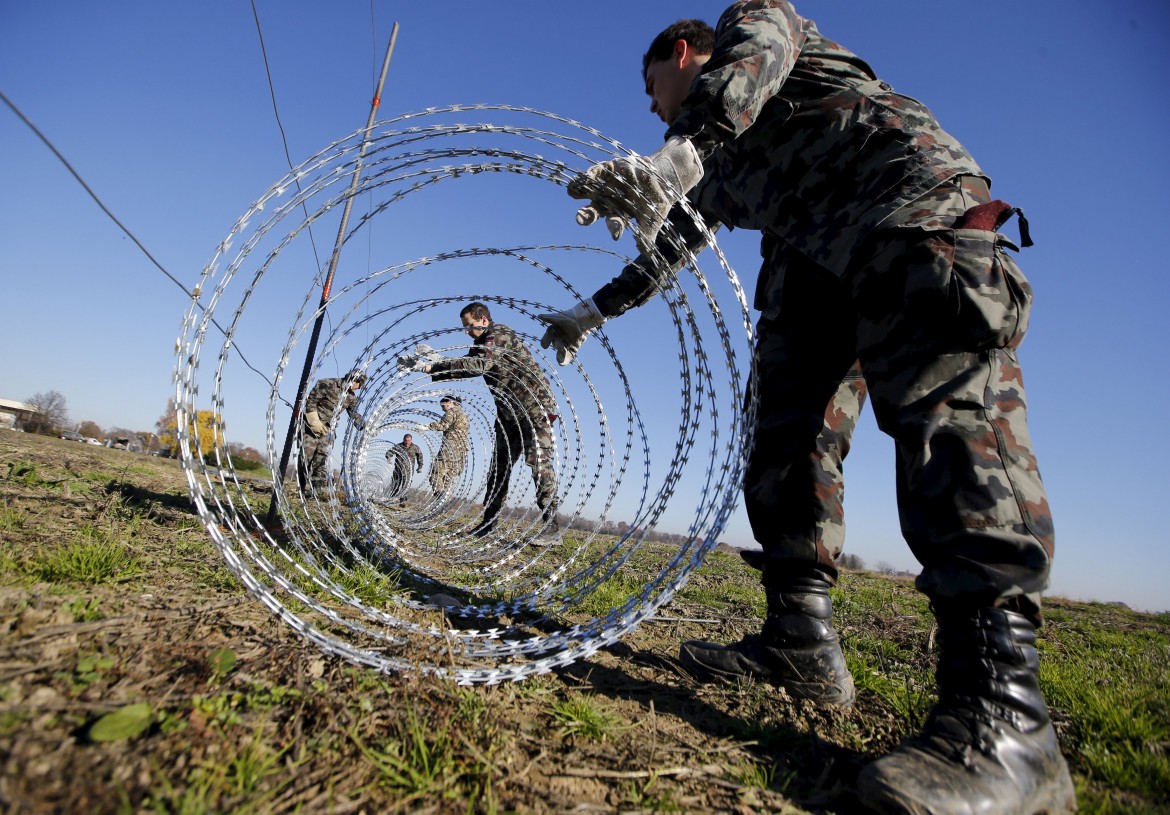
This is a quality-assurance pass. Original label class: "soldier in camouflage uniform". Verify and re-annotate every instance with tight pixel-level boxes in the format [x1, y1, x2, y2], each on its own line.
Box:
[427, 395, 470, 496]
[385, 434, 423, 503]
[537, 3, 1072, 813]
[299, 370, 366, 491]
[422, 303, 561, 545]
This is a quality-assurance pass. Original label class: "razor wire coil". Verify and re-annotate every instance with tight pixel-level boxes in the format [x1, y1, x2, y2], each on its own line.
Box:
[175, 105, 755, 684]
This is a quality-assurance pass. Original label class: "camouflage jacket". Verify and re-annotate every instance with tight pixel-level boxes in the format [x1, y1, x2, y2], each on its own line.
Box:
[430, 324, 557, 420]
[429, 405, 470, 457]
[593, 0, 984, 316]
[304, 378, 361, 427]
[386, 442, 423, 474]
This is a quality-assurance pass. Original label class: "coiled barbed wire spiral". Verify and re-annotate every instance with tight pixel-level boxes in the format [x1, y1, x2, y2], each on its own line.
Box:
[174, 105, 755, 683]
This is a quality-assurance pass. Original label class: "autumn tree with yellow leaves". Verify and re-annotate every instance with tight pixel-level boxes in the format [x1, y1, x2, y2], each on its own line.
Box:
[156, 399, 223, 463]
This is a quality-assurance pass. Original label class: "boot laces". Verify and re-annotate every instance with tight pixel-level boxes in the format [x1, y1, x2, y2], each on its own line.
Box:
[920, 693, 1004, 767]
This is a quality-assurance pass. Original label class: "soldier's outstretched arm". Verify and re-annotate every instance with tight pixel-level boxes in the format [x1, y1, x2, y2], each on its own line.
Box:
[538, 203, 720, 367]
[592, 205, 720, 319]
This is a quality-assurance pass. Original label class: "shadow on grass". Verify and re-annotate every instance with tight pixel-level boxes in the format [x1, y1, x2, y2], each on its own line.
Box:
[556, 643, 869, 814]
[107, 480, 199, 517]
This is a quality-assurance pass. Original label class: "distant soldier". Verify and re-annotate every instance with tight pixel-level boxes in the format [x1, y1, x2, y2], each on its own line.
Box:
[385, 433, 423, 503]
[426, 395, 470, 496]
[300, 370, 366, 491]
[418, 302, 560, 545]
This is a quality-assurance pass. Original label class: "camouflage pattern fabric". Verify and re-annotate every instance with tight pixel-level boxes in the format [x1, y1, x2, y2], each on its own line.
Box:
[385, 442, 423, 498]
[428, 405, 470, 494]
[483, 407, 558, 529]
[851, 179, 1051, 618]
[431, 323, 559, 527]
[431, 323, 557, 419]
[592, 0, 985, 318]
[299, 434, 331, 489]
[299, 377, 363, 489]
[587, 0, 1052, 618]
[305, 377, 361, 427]
[744, 176, 1050, 620]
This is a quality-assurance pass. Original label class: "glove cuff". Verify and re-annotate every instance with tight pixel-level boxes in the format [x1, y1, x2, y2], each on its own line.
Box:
[569, 297, 605, 331]
[653, 137, 704, 197]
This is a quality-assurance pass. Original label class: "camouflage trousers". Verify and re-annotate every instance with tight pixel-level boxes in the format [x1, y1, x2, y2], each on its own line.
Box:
[483, 412, 558, 528]
[299, 432, 332, 489]
[429, 452, 465, 495]
[388, 465, 412, 499]
[747, 176, 1053, 619]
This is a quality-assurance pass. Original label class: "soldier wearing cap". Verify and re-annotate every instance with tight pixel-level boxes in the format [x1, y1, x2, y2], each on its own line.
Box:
[299, 370, 366, 491]
[426, 395, 470, 497]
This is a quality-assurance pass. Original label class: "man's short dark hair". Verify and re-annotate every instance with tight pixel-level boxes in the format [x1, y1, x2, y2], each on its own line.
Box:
[460, 302, 492, 322]
[642, 19, 716, 79]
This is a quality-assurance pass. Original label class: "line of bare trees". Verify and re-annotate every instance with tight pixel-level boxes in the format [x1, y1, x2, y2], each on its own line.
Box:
[14, 392, 259, 463]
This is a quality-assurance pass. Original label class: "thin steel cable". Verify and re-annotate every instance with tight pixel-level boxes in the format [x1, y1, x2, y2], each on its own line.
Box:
[0, 88, 285, 405]
[247, 0, 325, 303]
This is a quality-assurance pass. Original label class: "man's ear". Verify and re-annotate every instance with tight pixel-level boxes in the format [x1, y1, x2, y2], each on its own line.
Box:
[673, 38, 689, 67]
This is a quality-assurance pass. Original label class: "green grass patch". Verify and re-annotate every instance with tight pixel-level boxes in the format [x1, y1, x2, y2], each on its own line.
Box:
[0, 547, 21, 577]
[63, 596, 104, 622]
[620, 776, 683, 812]
[549, 693, 625, 742]
[0, 505, 28, 531]
[5, 461, 42, 487]
[27, 530, 141, 584]
[679, 581, 766, 615]
[572, 572, 645, 618]
[729, 758, 781, 791]
[1039, 617, 1170, 800]
[352, 703, 469, 805]
[329, 562, 403, 606]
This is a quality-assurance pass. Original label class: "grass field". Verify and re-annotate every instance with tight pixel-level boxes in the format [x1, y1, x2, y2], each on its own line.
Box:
[1, 430, 1167, 813]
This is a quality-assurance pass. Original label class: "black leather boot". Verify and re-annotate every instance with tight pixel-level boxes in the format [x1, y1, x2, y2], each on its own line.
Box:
[679, 570, 855, 707]
[856, 606, 1076, 814]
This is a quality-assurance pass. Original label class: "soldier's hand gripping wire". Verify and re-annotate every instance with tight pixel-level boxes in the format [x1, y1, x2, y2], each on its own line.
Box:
[397, 343, 444, 373]
[568, 136, 703, 255]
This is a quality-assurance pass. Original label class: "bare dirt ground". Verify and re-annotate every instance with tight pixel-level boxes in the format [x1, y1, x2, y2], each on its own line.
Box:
[1, 430, 1160, 814]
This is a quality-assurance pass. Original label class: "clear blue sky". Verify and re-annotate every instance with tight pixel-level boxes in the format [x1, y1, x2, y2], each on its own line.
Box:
[2, 2, 1168, 613]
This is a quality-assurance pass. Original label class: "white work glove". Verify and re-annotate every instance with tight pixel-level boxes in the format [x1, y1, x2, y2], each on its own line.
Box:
[537, 298, 605, 366]
[414, 343, 444, 366]
[396, 343, 444, 373]
[568, 136, 703, 256]
[304, 410, 327, 437]
[395, 352, 418, 372]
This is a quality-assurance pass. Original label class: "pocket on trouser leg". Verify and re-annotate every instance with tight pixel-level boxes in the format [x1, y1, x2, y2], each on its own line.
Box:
[752, 233, 788, 321]
[908, 229, 1033, 351]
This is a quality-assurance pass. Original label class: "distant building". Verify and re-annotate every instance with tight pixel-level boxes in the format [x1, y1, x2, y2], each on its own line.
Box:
[0, 398, 37, 430]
